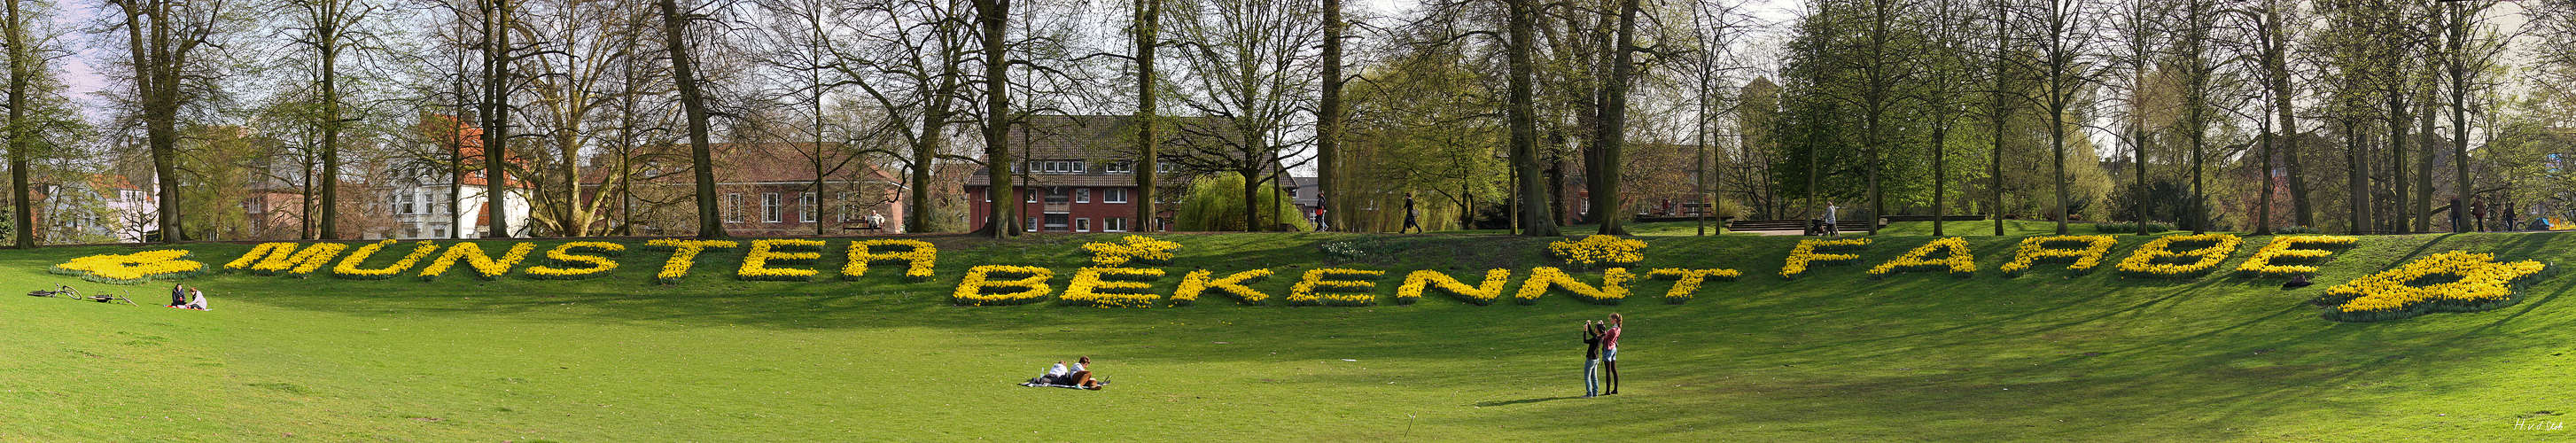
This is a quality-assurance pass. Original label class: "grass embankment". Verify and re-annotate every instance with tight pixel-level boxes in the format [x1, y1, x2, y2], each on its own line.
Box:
[4, 232, 2574, 440]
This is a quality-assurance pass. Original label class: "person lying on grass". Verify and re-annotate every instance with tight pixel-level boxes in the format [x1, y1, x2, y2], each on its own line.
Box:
[1031, 361, 1072, 385]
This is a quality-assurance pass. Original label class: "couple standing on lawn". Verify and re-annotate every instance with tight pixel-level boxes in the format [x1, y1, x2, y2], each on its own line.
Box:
[1582, 314, 1623, 398]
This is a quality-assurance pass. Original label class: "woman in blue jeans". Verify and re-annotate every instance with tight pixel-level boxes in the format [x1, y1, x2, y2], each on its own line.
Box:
[1583, 320, 1606, 397]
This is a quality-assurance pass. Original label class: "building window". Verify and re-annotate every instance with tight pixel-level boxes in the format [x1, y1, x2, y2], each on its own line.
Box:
[1105, 188, 1128, 204]
[798, 192, 818, 223]
[1025, 217, 1039, 232]
[1072, 161, 1086, 174]
[1105, 161, 1132, 174]
[1076, 218, 1090, 232]
[763, 192, 782, 222]
[433, 228, 447, 237]
[1044, 187, 1070, 205]
[1076, 188, 1091, 204]
[725, 193, 743, 223]
[1025, 190, 1037, 203]
[1106, 217, 1126, 232]
[983, 189, 992, 202]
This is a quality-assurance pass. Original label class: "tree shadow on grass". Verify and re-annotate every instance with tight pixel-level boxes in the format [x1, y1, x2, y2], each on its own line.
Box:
[1473, 396, 1583, 407]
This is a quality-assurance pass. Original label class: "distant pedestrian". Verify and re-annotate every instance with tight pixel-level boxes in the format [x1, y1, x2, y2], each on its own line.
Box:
[2449, 197, 2464, 231]
[2472, 198, 2488, 231]
[1402, 193, 1422, 233]
[1824, 201, 1842, 237]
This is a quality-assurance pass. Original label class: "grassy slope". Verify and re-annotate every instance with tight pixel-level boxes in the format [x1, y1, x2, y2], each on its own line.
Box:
[3, 232, 2572, 441]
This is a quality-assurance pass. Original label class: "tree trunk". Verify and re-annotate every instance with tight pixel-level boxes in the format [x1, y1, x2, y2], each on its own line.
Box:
[658, 0, 723, 238]
[1132, 0, 1157, 233]
[2345, 120, 2366, 234]
[975, 0, 1016, 237]
[1588, 0, 1641, 236]
[2446, 2, 2470, 233]
[6, 0, 30, 247]
[1505, 0, 1555, 237]
[2265, 2, 2311, 229]
[317, 5, 341, 239]
[484, 0, 514, 238]
[1317, 0, 1340, 232]
[2386, 90, 2408, 233]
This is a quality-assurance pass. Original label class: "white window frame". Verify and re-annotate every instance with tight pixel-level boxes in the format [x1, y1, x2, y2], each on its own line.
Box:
[1076, 218, 1091, 232]
[1105, 217, 1126, 232]
[1025, 216, 1039, 232]
[1076, 188, 1091, 204]
[724, 193, 744, 223]
[798, 192, 818, 223]
[763, 192, 782, 223]
[1105, 188, 1128, 204]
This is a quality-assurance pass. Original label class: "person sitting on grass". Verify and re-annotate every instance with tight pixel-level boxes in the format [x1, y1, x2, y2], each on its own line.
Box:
[1067, 356, 1107, 390]
[184, 288, 210, 311]
[167, 283, 187, 307]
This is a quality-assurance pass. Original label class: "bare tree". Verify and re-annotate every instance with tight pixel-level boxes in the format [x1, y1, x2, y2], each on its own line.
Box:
[654, 0, 724, 237]
[107, 0, 232, 243]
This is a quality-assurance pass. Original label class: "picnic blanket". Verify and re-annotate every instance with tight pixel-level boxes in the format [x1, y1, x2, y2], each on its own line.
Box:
[1018, 382, 1089, 389]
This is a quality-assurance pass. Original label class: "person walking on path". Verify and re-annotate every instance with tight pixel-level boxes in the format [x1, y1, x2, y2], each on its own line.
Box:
[1401, 193, 1422, 233]
[1823, 201, 1841, 237]
[1583, 320, 1607, 398]
[1602, 314, 1623, 395]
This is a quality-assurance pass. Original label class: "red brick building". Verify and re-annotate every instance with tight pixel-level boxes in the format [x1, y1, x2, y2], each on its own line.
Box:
[591, 143, 906, 237]
[964, 115, 1232, 233]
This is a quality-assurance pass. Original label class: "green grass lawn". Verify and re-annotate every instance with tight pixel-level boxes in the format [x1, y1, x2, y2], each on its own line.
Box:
[5, 232, 2574, 440]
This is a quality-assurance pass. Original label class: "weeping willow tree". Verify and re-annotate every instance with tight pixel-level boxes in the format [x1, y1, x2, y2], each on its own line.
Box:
[1175, 173, 1311, 231]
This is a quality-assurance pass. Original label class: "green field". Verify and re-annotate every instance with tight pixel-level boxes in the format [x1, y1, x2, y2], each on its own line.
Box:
[5, 231, 2573, 440]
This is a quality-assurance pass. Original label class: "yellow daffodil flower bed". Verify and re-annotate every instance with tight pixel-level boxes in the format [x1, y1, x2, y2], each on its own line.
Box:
[1549, 235, 1646, 267]
[1780, 238, 1869, 279]
[525, 242, 626, 280]
[844, 239, 937, 282]
[1080, 235, 1179, 267]
[2233, 236, 2357, 277]
[1395, 268, 1512, 306]
[1061, 267, 1166, 307]
[52, 250, 206, 284]
[2113, 233, 2242, 278]
[2315, 251, 2549, 322]
[1866, 237, 1976, 279]
[230, 242, 351, 277]
[1997, 235, 2117, 277]
[952, 265, 1055, 306]
[738, 239, 827, 282]
[1171, 268, 1274, 306]
[1648, 268, 1739, 304]
[646, 238, 737, 284]
[1288, 268, 1386, 307]
[331, 240, 441, 280]
[416, 242, 536, 281]
[1514, 267, 1633, 305]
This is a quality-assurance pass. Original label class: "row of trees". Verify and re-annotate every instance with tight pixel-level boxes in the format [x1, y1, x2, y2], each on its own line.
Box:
[2, 0, 2572, 245]
[1755, 0, 2549, 237]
